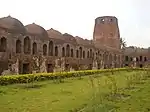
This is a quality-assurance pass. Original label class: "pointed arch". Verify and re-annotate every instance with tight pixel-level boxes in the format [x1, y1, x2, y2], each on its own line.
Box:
[125, 56, 128, 61]
[130, 57, 133, 61]
[83, 51, 85, 58]
[32, 42, 37, 55]
[87, 51, 90, 58]
[62, 47, 65, 57]
[136, 57, 139, 62]
[96, 52, 98, 59]
[24, 36, 31, 54]
[0, 37, 7, 52]
[55, 46, 58, 56]
[49, 41, 53, 56]
[144, 57, 147, 61]
[90, 49, 92, 58]
[140, 56, 142, 61]
[76, 50, 79, 58]
[104, 52, 108, 63]
[16, 39, 21, 53]
[43, 44, 47, 56]
[71, 49, 74, 57]
[66, 44, 70, 57]
[93, 52, 95, 59]
[114, 54, 117, 61]
[109, 54, 112, 62]
[79, 47, 82, 58]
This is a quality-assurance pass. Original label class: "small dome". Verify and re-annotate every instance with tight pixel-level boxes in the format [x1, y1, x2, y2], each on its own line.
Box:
[0, 16, 26, 34]
[75, 36, 93, 47]
[25, 23, 48, 38]
[47, 28, 63, 40]
[62, 33, 77, 44]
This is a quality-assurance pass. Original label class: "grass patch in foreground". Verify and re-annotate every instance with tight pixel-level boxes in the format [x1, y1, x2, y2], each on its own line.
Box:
[83, 70, 150, 112]
[0, 70, 150, 112]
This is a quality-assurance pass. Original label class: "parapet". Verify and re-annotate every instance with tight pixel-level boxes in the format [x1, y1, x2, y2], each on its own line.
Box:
[95, 16, 118, 24]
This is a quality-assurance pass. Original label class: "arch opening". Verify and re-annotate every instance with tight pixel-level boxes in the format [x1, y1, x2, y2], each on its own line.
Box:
[43, 44, 47, 56]
[32, 42, 37, 55]
[16, 40, 21, 53]
[90, 49, 92, 58]
[49, 41, 53, 56]
[62, 47, 65, 57]
[125, 56, 128, 61]
[87, 51, 90, 58]
[83, 51, 85, 58]
[71, 49, 73, 57]
[0, 37, 7, 52]
[76, 50, 79, 58]
[55, 46, 58, 56]
[144, 57, 147, 61]
[140, 56, 142, 61]
[24, 36, 31, 54]
[66, 44, 70, 57]
[79, 47, 82, 58]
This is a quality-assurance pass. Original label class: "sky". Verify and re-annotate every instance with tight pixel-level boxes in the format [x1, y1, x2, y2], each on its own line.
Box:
[0, 0, 149, 48]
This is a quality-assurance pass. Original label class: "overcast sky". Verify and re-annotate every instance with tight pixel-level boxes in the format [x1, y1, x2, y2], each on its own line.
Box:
[0, 0, 149, 48]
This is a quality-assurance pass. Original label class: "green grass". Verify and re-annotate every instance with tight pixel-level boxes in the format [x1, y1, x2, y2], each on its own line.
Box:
[0, 70, 150, 112]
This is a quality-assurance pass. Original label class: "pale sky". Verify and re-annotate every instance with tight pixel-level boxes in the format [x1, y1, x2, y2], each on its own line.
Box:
[0, 0, 149, 48]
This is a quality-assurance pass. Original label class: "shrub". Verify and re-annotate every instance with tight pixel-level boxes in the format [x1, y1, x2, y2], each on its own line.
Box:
[0, 68, 149, 85]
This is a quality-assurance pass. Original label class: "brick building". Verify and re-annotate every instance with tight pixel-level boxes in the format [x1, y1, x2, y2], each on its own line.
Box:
[0, 15, 132, 75]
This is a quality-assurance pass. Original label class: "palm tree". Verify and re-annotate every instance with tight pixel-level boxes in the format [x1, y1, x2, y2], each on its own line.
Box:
[120, 37, 126, 49]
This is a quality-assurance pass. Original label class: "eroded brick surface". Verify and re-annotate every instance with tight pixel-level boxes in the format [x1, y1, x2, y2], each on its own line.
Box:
[0, 16, 148, 75]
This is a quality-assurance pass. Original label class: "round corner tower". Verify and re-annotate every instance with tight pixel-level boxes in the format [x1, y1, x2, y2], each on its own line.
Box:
[93, 16, 121, 49]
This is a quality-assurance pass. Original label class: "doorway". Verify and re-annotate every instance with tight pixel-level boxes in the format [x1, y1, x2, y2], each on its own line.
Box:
[65, 64, 70, 71]
[98, 64, 100, 69]
[88, 64, 92, 70]
[104, 64, 107, 69]
[140, 64, 143, 68]
[110, 64, 112, 68]
[23, 63, 30, 74]
[47, 64, 53, 73]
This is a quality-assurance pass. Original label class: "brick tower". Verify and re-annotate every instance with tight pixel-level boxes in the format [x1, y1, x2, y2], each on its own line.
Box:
[93, 16, 121, 49]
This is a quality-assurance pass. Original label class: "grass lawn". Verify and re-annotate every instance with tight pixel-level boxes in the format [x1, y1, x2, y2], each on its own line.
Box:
[0, 70, 150, 112]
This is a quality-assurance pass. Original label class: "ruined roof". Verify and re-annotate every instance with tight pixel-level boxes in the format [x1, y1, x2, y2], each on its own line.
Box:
[62, 33, 77, 44]
[25, 23, 48, 38]
[95, 16, 117, 20]
[0, 15, 123, 53]
[124, 47, 149, 55]
[47, 28, 63, 40]
[75, 36, 94, 47]
[50, 38, 66, 44]
[47, 29, 77, 44]
[0, 16, 26, 34]
[47, 28, 62, 35]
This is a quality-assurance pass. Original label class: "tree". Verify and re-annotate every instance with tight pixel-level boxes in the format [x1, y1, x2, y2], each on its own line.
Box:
[120, 37, 126, 49]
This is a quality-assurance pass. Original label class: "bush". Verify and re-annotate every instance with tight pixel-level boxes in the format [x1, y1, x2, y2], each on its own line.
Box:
[0, 68, 149, 85]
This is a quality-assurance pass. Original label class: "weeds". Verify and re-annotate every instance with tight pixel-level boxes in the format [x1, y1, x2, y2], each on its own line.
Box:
[125, 75, 135, 90]
[1, 69, 150, 112]
[107, 75, 119, 96]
